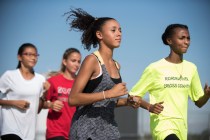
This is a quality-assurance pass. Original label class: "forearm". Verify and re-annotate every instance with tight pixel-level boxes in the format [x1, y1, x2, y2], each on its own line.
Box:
[195, 94, 210, 108]
[69, 91, 107, 106]
[0, 99, 15, 107]
[116, 98, 128, 107]
[42, 101, 52, 109]
[38, 96, 49, 113]
[139, 99, 151, 111]
[38, 98, 44, 113]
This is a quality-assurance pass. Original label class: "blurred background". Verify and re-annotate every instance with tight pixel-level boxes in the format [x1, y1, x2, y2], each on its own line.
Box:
[0, 0, 210, 140]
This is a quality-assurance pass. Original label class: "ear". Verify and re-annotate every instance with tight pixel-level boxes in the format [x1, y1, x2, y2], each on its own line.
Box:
[17, 55, 22, 62]
[166, 38, 172, 45]
[96, 31, 103, 40]
[62, 59, 67, 66]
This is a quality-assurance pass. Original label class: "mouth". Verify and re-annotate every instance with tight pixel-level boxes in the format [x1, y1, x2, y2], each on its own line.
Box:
[29, 61, 36, 64]
[181, 45, 189, 49]
[182, 47, 188, 50]
[181, 47, 189, 53]
[115, 39, 121, 42]
[73, 67, 79, 71]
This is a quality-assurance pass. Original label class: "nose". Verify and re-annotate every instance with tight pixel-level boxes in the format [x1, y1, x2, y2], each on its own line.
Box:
[118, 30, 122, 36]
[185, 38, 190, 45]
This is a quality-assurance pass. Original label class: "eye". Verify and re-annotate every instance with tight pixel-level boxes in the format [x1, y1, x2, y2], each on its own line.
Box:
[179, 36, 184, 40]
[111, 29, 116, 32]
[22, 53, 39, 57]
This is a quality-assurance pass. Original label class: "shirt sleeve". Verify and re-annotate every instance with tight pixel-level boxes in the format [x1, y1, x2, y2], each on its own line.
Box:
[189, 67, 204, 101]
[0, 71, 11, 95]
[129, 65, 155, 97]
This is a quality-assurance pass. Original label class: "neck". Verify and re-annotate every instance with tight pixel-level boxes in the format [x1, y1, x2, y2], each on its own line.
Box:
[19, 67, 34, 80]
[165, 52, 183, 64]
[62, 71, 75, 80]
[98, 46, 114, 62]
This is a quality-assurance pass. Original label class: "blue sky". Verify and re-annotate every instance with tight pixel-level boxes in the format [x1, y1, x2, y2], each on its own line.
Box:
[0, 0, 210, 136]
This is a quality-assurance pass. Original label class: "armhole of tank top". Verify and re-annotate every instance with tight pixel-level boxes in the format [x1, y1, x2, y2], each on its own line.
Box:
[90, 53, 102, 78]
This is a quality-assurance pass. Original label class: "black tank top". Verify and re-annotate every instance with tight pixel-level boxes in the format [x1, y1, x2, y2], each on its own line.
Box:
[70, 51, 122, 140]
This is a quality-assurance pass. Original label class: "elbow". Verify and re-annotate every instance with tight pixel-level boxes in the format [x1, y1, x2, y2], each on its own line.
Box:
[195, 104, 202, 108]
[195, 102, 203, 108]
[196, 105, 202, 108]
[68, 97, 75, 106]
[68, 96, 78, 107]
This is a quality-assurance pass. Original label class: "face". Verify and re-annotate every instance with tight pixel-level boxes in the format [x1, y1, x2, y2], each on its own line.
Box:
[97, 19, 122, 48]
[167, 28, 190, 55]
[63, 52, 81, 74]
[18, 47, 39, 69]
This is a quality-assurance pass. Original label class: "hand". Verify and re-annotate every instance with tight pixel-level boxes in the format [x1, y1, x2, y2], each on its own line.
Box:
[14, 100, 30, 110]
[149, 101, 164, 114]
[51, 100, 64, 112]
[108, 82, 128, 98]
[127, 95, 141, 109]
[204, 83, 210, 97]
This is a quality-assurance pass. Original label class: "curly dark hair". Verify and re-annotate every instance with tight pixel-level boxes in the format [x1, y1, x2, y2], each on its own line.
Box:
[162, 24, 188, 45]
[64, 8, 115, 51]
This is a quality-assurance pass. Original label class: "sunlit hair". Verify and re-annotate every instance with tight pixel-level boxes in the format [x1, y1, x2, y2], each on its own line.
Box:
[60, 48, 81, 72]
[64, 8, 115, 51]
[16, 43, 37, 73]
[162, 24, 188, 45]
[46, 71, 60, 79]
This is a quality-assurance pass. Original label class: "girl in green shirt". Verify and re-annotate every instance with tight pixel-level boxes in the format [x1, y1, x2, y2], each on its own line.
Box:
[130, 24, 210, 140]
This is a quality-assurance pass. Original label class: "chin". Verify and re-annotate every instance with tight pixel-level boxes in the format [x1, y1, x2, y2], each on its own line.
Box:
[29, 64, 36, 67]
[114, 45, 120, 48]
[71, 70, 77, 74]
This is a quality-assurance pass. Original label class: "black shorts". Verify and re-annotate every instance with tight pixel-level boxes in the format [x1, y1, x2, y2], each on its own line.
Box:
[1, 134, 22, 140]
[164, 134, 180, 140]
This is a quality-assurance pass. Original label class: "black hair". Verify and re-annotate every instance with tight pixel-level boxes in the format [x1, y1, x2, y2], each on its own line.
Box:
[60, 48, 81, 72]
[162, 24, 188, 45]
[16, 43, 37, 71]
[64, 8, 115, 51]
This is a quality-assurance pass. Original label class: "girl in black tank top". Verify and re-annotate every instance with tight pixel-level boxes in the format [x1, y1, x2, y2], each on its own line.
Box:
[64, 8, 140, 140]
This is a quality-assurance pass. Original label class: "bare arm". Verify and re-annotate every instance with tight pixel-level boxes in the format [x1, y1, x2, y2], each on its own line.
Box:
[42, 100, 64, 112]
[127, 96, 164, 114]
[38, 81, 51, 113]
[195, 83, 210, 108]
[0, 99, 30, 111]
[116, 98, 128, 107]
[116, 96, 141, 108]
[68, 55, 128, 106]
[140, 98, 164, 114]
[38, 97, 45, 113]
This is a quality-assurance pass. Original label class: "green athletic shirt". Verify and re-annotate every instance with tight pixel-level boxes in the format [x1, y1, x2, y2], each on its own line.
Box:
[130, 58, 204, 140]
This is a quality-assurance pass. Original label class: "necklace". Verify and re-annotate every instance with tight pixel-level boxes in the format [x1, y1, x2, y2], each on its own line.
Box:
[175, 62, 183, 79]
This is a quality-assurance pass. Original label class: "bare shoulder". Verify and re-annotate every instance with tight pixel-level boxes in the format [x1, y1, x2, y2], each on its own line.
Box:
[78, 54, 99, 75]
[82, 54, 98, 67]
